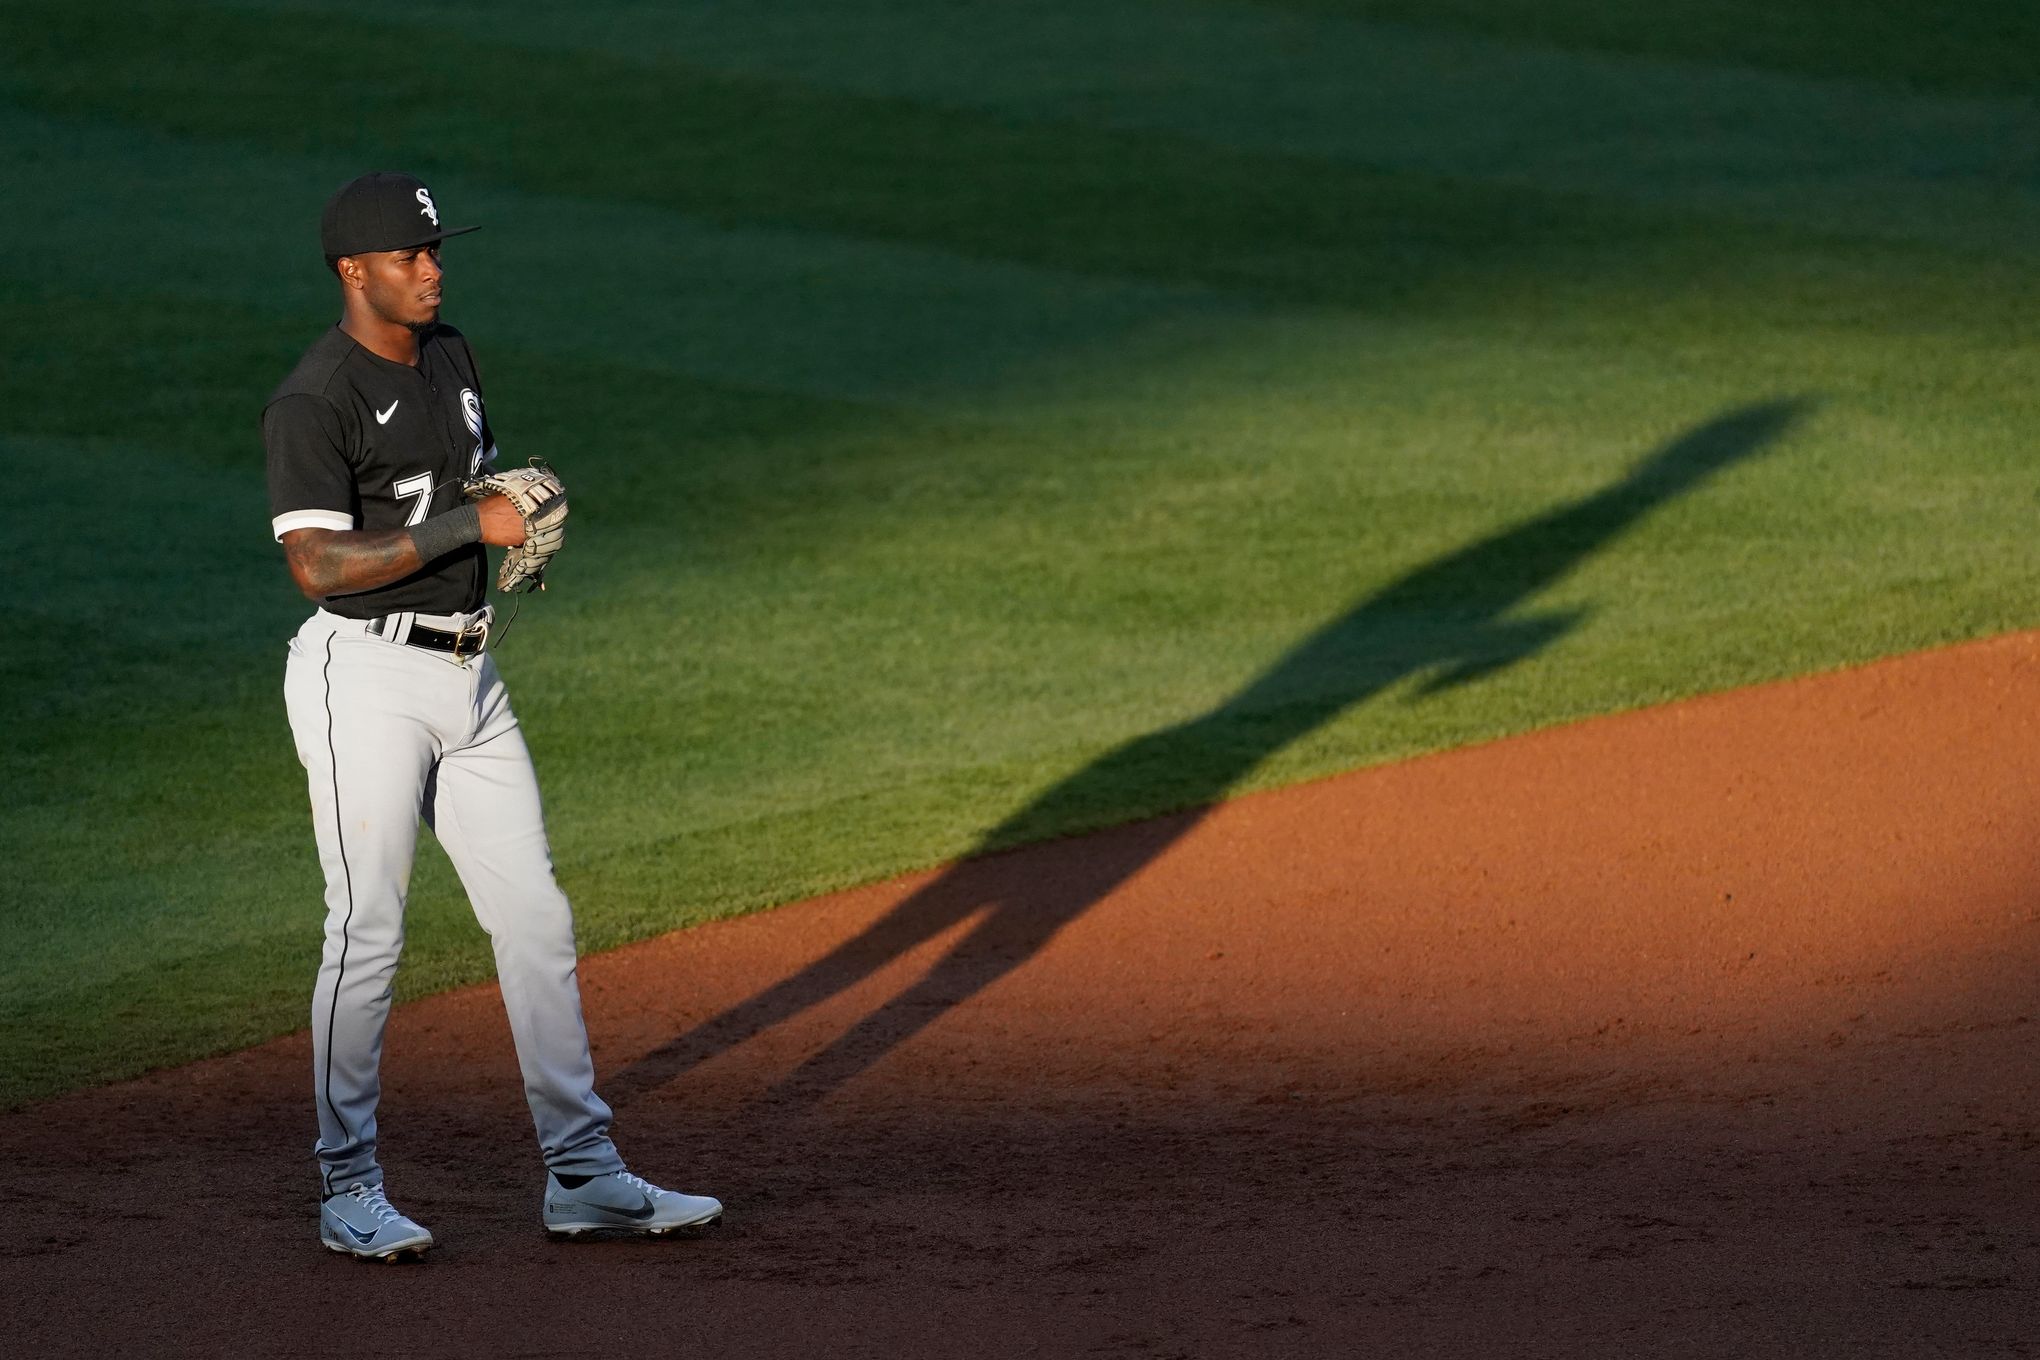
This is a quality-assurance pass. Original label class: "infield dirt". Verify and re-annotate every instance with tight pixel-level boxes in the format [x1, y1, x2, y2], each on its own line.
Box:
[8, 633, 2040, 1355]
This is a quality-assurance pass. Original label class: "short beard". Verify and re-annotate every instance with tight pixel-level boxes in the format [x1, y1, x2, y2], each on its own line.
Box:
[403, 316, 437, 336]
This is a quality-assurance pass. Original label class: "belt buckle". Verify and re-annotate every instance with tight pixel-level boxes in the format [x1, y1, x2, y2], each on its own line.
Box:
[451, 618, 488, 663]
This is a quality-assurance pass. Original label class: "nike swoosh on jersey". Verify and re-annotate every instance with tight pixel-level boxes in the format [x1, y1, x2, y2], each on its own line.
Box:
[375, 401, 400, 424]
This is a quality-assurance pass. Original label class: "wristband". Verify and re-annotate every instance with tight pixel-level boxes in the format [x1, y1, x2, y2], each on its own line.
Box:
[409, 503, 483, 564]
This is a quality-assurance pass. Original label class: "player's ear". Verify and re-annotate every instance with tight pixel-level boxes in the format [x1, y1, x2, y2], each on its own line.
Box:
[334, 254, 366, 291]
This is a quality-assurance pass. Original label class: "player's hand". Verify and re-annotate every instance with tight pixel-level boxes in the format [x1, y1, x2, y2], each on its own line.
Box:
[477, 493, 528, 547]
[463, 464, 567, 593]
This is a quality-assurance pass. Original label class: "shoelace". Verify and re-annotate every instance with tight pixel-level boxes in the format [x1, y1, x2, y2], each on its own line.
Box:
[614, 1171, 660, 1198]
[348, 1184, 405, 1225]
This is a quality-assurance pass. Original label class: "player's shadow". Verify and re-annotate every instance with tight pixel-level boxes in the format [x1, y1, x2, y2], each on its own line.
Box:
[611, 398, 1807, 1111]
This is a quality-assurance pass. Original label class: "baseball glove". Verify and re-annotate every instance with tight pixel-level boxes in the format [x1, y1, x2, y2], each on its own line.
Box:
[461, 459, 568, 593]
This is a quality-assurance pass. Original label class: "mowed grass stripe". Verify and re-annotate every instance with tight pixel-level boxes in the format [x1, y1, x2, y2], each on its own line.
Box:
[7, 0, 2030, 356]
[190, 0, 2040, 253]
[1254, 0, 2040, 97]
[0, 110, 1236, 415]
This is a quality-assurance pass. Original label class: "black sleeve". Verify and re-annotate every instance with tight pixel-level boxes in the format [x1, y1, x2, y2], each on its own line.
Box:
[263, 394, 358, 540]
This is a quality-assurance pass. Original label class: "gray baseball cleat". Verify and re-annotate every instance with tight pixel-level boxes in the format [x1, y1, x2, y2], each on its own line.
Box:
[320, 1182, 434, 1262]
[542, 1170, 723, 1236]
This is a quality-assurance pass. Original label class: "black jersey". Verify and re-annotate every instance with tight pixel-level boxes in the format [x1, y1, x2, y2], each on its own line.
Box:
[263, 323, 499, 618]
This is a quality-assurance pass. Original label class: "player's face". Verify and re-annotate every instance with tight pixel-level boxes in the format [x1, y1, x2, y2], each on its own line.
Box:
[353, 244, 445, 330]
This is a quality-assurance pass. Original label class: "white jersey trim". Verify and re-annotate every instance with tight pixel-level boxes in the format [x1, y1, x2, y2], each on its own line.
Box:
[273, 509, 355, 541]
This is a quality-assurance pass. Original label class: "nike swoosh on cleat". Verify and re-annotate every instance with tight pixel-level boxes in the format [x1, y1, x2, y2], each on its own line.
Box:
[567, 1194, 656, 1221]
[376, 401, 399, 424]
[341, 1221, 380, 1245]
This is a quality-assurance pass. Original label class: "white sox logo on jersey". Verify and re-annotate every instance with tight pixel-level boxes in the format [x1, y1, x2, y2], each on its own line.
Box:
[416, 187, 440, 227]
[461, 388, 486, 471]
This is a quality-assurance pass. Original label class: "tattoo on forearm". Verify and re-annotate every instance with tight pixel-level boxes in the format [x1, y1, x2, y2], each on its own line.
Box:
[284, 528, 424, 598]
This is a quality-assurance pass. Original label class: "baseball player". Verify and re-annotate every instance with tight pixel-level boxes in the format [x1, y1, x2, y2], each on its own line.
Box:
[262, 172, 721, 1260]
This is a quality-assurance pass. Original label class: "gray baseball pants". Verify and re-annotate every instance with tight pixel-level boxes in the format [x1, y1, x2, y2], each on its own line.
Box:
[283, 607, 624, 1198]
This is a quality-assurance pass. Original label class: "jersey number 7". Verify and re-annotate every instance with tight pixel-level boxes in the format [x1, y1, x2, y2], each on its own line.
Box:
[396, 473, 434, 527]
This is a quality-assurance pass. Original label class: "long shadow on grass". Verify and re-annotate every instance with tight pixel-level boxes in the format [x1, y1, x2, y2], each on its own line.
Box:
[613, 398, 1806, 1110]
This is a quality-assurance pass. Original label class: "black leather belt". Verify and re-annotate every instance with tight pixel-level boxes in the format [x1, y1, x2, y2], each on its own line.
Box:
[367, 616, 489, 658]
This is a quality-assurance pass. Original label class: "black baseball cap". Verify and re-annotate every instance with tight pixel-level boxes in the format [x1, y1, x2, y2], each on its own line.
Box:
[320, 172, 480, 257]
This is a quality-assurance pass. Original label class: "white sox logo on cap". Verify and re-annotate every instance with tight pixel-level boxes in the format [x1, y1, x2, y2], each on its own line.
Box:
[321, 173, 477, 256]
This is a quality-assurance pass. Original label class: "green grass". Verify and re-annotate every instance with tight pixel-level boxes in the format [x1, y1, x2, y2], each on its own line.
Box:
[4, 0, 2036, 1108]
[1261, 0, 2040, 95]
